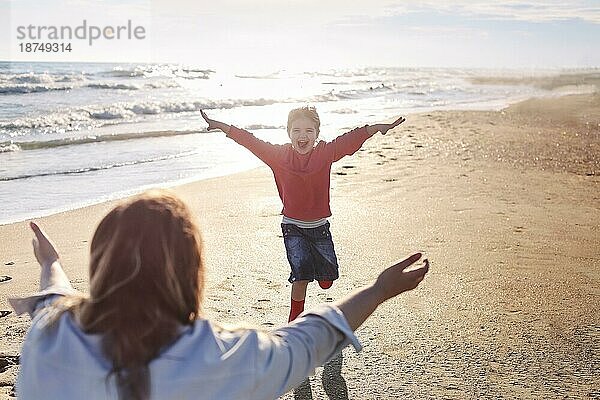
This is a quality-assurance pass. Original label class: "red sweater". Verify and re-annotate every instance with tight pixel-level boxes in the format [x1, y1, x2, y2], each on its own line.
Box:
[227, 126, 373, 220]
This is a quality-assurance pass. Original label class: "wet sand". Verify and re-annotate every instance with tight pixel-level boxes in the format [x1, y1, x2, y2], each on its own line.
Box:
[1, 93, 599, 398]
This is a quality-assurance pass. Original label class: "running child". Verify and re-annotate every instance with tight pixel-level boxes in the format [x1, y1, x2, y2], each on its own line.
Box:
[201, 107, 405, 321]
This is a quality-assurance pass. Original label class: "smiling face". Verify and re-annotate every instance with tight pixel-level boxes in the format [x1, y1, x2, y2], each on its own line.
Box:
[288, 116, 318, 154]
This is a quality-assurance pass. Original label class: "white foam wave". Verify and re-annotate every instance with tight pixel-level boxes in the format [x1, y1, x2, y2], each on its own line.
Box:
[330, 108, 358, 114]
[0, 143, 20, 153]
[89, 107, 136, 120]
[144, 80, 180, 89]
[0, 110, 93, 131]
[101, 65, 214, 80]
[0, 98, 278, 134]
[0, 84, 73, 94]
[244, 124, 283, 130]
[85, 83, 140, 90]
[0, 72, 87, 94]
[130, 104, 162, 115]
[0, 72, 85, 84]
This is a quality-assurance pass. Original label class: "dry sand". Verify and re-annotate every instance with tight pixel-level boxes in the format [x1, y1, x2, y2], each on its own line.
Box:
[0, 93, 598, 399]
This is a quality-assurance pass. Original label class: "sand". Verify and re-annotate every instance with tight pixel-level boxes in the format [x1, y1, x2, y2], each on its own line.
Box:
[0, 93, 598, 399]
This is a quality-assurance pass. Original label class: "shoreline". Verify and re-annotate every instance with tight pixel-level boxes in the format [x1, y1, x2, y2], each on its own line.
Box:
[1, 91, 598, 398]
[2, 89, 597, 227]
[0, 161, 260, 227]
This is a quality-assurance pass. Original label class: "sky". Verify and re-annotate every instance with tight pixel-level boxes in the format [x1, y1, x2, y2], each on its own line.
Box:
[1, 0, 599, 70]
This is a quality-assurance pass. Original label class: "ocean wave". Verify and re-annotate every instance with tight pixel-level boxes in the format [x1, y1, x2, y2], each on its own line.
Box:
[0, 130, 201, 152]
[2, 73, 55, 84]
[0, 143, 20, 152]
[102, 67, 147, 78]
[85, 83, 140, 90]
[0, 98, 278, 134]
[304, 70, 370, 78]
[0, 74, 179, 94]
[89, 107, 136, 120]
[176, 70, 211, 80]
[309, 84, 396, 103]
[144, 80, 180, 89]
[0, 74, 181, 96]
[0, 150, 197, 182]
[0, 72, 84, 95]
[244, 124, 284, 130]
[235, 72, 281, 79]
[99, 65, 215, 80]
[130, 104, 162, 114]
[330, 108, 358, 114]
[0, 111, 93, 131]
[0, 72, 86, 84]
[0, 84, 73, 94]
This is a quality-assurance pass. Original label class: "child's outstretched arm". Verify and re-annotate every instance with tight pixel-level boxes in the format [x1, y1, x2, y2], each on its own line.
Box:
[366, 116, 406, 136]
[329, 116, 406, 162]
[201, 110, 231, 134]
[200, 110, 281, 166]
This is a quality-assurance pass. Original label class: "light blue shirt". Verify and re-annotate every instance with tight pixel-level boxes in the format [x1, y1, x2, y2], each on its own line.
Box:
[10, 288, 361, 400]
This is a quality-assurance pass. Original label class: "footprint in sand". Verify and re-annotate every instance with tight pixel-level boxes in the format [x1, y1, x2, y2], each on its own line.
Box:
[0, 311, 11, 318]
[215, 278, 234, 292]
[0, 276, 12, 283]
[266, 281, 283, 290]
[506, 309, 523, 315]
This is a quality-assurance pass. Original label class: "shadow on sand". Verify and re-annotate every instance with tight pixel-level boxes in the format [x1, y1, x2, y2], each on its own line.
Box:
[294, 352, 348, 400]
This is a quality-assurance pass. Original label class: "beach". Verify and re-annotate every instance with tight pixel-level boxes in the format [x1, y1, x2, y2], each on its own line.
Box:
[1, 91, 599, 398]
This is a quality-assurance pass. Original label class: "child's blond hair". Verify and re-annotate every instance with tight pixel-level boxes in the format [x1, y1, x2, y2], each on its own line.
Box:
[287, 106, 320, 136]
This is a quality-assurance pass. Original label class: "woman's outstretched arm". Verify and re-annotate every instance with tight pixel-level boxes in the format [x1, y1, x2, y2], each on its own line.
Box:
[30, 222, 71, 291]
[336, 253, 428, 330]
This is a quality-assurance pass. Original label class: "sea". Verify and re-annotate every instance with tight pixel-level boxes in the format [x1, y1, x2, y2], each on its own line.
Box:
[0, 62, 594, 225]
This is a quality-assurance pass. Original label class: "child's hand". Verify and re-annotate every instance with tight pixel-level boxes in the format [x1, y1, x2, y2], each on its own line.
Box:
[366, 117, 406, 136]
[380, 116, 406, 135]
[374, 253, 429, 302]
[200, 110, 218, 131]
[201, 110, 231, 134]
[30, 222, 59, 268]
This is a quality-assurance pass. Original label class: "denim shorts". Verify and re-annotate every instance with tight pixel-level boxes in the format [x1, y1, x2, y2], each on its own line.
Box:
[281, 222, 339, 283]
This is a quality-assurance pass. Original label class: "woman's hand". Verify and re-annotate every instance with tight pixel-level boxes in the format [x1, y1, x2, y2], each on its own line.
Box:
[374, 253, 429, 302]
[335, 253, 429, 331]
[30, 222, 59, 268]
